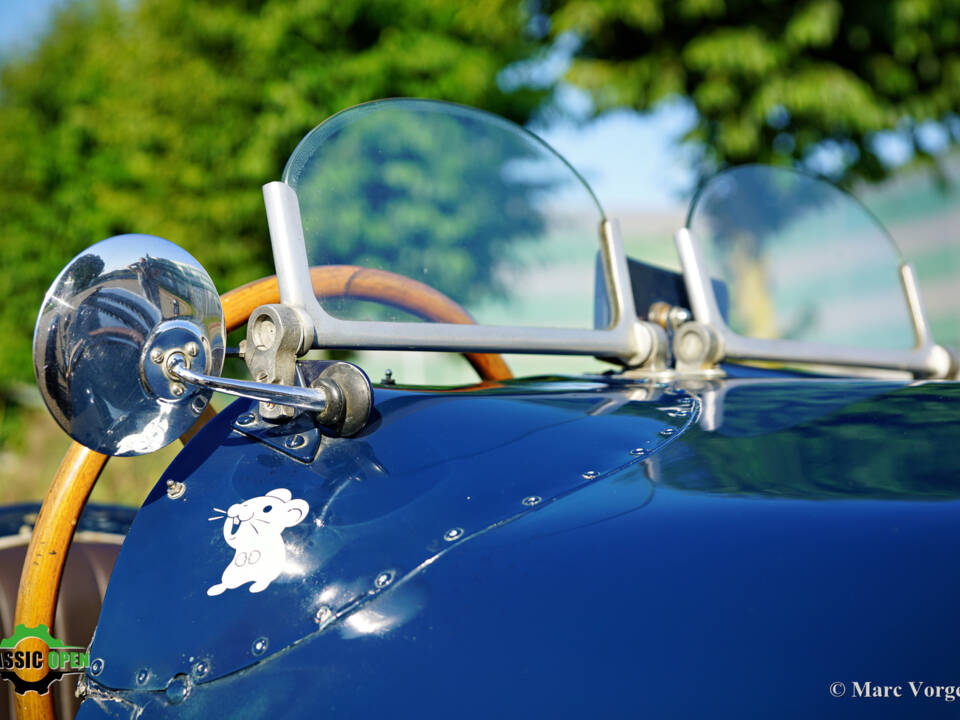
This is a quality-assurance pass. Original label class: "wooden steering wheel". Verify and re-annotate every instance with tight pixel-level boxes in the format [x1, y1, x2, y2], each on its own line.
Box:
[14, 266, 511, 720]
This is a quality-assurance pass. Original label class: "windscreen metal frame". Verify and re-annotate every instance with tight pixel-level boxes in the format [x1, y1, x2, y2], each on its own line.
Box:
[675, 227, 956, 378]
[263, 181, 655, 366]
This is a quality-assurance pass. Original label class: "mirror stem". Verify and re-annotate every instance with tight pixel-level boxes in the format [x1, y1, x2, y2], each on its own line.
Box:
[166, 353, 331, 413]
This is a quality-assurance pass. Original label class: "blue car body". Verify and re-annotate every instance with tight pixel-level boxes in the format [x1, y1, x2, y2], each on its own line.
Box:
[76, 370, 960, 718]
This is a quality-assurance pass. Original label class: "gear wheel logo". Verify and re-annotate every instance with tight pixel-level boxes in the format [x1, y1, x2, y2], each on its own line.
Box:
[0, 623, 88, 695]
[0, 624, 64, 650]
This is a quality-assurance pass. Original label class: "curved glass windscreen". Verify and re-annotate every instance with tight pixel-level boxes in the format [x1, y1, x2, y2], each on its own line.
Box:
[688, 165, 915, 350]
[283, 99, 607, 329]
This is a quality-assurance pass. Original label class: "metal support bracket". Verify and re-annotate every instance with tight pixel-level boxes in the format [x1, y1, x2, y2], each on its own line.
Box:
[244, 304, 315, 420]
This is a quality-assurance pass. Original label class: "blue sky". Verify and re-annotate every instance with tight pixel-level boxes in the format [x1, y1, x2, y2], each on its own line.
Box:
[0, 0, 61, 53]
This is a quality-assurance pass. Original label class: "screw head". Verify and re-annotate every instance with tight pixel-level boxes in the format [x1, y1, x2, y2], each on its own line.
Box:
[191, 660, 209, 679]
[237, 413, 256, 426]
[629, 448, 646, 457]
[658, 428, 676, 437]
[251, 637, 268, 656]
[90, 658, 104, 676]
[582, 470, 599, 480]
[191, 396, 207, 414]
[315, 606, 333, 624]
[521, 495, 541, 507]
[375, 570, 395, 589]
[284, 434, 306, 449]
[170, 382, 185, 397]
[443, 527, 463, 542]
[150, 348, 164, 364]
[165, 479, 186, 499]
[135, 668, 151, 685]
[185, 341, 199, 357]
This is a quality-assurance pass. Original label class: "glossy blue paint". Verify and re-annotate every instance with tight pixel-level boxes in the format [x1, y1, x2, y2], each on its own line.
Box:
[79, 377, 960, 718]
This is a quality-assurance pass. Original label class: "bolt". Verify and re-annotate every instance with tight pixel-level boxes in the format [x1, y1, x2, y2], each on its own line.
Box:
[237, 413, 256, 426]
[443, 527, 463, 542]
[375, 570, 395, 589]
[185, 342, 199, 357]
[582, 470, 599, 480]
[315, 606, 333, 624]
[166, 479, 186, 499]
[251, 637, 268, 656]
[522, 496, 541, 507]
[90, 658, 104, 676]
[285, 434, 306, 450]
[150, 347, 164, 364]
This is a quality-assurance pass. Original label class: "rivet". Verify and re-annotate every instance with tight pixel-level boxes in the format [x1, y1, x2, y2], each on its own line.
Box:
[285, 434, 306, 449]
[582, 470, 599, 479]
[443, 527, 463, 542]
[150, 348, 164, 364]
[135, 668, 150, 685]
[164, 674, 191, 705]
[658, 428, 676, 437]
[165, 479, 186, 500]
[629, 448, 646, 457]
[90, 658, 104, 676]
[251, 637, 268, 656]
[185, 342, 199, 357]
[375, 570, 395, 589]
[237, 413, 256, 426]
[315, 606, 333, 624]
[521, 496, 541, 507]
[190, 660, 208, 679]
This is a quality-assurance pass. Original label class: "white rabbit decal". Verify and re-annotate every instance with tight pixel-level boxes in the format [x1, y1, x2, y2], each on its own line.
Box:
[206, 488, 310, 596]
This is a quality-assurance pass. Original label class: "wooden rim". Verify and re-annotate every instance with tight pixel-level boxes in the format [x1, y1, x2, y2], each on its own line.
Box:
[14, 267, 510, 720]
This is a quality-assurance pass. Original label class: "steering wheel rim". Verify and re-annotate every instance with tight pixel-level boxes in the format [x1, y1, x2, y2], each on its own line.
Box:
[14, 266, 512, 720]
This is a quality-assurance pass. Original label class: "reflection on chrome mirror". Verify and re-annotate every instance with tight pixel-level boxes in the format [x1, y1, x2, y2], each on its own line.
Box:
[34, 234, 374, 456]
[33, 235, 226, 456]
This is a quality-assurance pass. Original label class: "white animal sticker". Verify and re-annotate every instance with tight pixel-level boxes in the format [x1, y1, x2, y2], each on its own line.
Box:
[207, 488, 309, 596]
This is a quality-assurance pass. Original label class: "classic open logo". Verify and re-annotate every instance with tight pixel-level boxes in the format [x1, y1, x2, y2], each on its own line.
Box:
[0, 624, 88, 694]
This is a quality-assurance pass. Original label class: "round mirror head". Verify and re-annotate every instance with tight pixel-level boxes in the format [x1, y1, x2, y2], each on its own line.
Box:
[33, 234, 225, 456]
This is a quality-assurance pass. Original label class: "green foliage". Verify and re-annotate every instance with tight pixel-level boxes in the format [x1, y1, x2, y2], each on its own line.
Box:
[0, 0, 546, 386]
[549, 0, 960, 179]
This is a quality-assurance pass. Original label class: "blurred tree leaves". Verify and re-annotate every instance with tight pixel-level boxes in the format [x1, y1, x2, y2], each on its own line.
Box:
[548, 0, 960, 180]
[4, 0, 960, 392]
[0, 0, 546, 386]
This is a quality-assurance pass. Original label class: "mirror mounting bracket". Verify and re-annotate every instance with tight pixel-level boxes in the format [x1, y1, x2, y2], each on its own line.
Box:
[243, 304, 315, 420]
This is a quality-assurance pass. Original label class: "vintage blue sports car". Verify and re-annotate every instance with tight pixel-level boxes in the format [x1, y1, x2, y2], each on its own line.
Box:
[16, 98, 960, 719]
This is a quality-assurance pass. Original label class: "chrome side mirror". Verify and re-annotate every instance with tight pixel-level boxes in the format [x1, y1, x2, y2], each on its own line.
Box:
[33, 235, 226, 456]
[34, 234, 373, 457]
